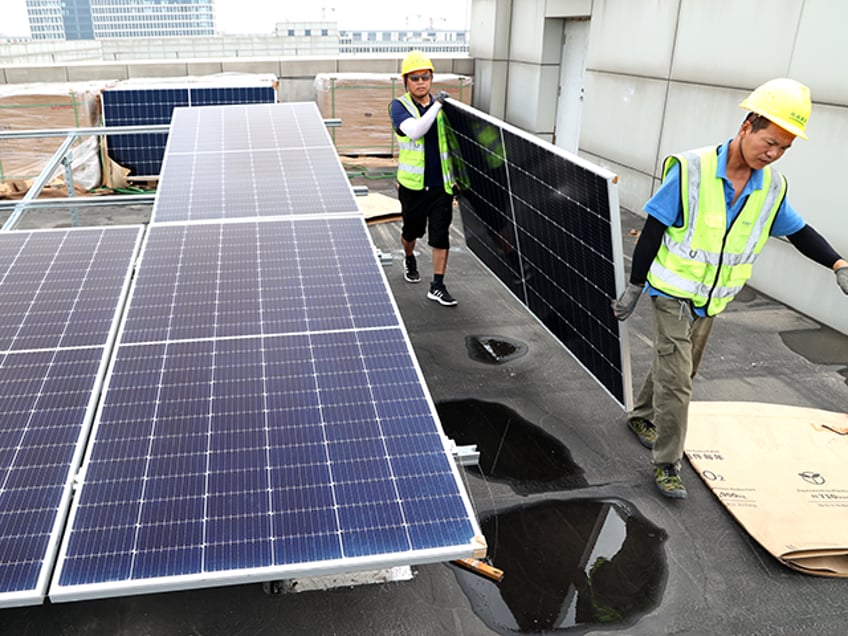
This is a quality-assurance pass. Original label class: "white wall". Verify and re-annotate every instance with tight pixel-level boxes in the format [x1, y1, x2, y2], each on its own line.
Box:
[471, 0, 848, 335]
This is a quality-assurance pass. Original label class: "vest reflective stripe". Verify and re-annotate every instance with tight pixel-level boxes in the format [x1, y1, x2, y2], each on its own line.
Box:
[647, 146, 786, 316]
[391, 93, 454, 194]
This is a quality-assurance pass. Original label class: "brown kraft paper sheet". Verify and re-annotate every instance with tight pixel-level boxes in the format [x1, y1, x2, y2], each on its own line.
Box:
[685, 401, 848, 577]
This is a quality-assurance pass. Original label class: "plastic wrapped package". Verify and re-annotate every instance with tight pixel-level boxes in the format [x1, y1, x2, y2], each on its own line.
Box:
[0, 81, 111, 194]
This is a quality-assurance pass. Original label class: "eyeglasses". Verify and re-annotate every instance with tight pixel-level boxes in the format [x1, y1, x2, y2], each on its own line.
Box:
[408, 73, 432, 82]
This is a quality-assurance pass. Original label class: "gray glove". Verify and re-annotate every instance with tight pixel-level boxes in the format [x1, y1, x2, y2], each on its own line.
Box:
[611, 283, 644, 321]
[436, 90, 450, 103]
[836, 266, 848, 295]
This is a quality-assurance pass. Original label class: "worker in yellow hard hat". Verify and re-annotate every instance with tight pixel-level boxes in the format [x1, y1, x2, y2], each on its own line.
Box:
[611, 78, 848, 499]
[389, 50, 459, 306]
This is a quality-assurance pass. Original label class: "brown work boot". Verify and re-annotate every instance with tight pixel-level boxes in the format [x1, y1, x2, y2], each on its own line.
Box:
[654, 464, 687, 499]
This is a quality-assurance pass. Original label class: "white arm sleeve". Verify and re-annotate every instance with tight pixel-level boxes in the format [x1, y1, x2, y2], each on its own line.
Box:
[398, 100, 442, 141]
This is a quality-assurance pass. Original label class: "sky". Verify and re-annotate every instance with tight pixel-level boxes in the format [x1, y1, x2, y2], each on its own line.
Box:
[2, 0, 471, 38]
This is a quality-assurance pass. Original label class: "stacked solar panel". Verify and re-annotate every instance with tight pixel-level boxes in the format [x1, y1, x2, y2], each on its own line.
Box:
[102, 80, 277, 177]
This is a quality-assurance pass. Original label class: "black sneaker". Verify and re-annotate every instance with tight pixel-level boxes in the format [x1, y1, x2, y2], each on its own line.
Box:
[403, 255, 420, 283]
[427, 283, 458, 306]
[654, 464, 687, 499]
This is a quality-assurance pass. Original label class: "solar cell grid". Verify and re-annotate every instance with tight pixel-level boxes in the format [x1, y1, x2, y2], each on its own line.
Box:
[50, 102, 481, 602]
[443, 101, 632, 408]
[51, 217, 476, 600]
[0, 227, 142, 608]
[154, 104, 357, 222]
[121, 218, 398, 344]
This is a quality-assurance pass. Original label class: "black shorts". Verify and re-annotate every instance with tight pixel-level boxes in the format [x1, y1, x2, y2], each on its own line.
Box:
[398, 184, 454, 250]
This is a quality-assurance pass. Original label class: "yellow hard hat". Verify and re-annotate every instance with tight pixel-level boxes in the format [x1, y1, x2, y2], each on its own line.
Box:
[739, 78, 811, 140]
[401, 50, 434, 76]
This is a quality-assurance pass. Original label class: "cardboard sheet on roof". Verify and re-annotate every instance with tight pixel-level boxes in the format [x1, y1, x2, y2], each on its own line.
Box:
[685, 401, 848, 577]
[315, 72, 473, 156]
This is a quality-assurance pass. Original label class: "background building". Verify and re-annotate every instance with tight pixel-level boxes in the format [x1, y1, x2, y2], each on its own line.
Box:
[27, 0, 215, 40]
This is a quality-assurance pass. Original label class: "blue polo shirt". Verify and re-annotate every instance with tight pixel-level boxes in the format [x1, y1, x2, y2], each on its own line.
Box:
[644, 139, 805, 314]
[390, 96, 443, 190]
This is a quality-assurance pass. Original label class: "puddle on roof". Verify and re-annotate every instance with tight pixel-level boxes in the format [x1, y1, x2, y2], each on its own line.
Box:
[778, 326, 848, 385]
[436, 399, 587, 495]
[453, 499, 667, 634]
[466, 335, 528, 364]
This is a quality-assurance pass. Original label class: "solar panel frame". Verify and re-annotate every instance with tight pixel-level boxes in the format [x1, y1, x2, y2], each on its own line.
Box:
[443, 100, 633, 410]
[50, 214, 483, 601]
[0, 226, 144, 608]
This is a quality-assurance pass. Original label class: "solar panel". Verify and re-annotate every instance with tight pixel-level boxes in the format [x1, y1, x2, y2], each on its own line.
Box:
[442, 101, 632, 408]
[0, 227, 143, 608]
[50, 102, 482, 602]
[152, 103, 358, 222]
[51, 217, 482, 602]
[102, 80, 277, 177]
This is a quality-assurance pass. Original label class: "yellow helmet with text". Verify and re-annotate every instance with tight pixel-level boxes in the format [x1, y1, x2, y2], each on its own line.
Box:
[401, 50, 434, 76]
[739, 78, 811, 140]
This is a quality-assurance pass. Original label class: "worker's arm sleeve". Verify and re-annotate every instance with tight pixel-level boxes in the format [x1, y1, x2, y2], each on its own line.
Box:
[629, 215, 667, 285]
[396, 101, 442, 141]
[786, 224, 843, 268]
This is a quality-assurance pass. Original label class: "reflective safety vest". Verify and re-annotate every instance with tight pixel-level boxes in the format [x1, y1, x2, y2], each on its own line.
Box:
[646, 146, 787, 316]
[391, 93, 454, 194]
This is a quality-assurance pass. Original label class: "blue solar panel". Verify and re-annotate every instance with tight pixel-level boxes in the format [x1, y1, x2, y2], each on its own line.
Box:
[153, 103, 358, 222]
[0, 227, 143, 608]
[50, 102, 481, 603]
[103, 82, 276, 177]
[122, 218, 399, 344]
[52, 217, 481, 601]
[55, 328, 473, 591]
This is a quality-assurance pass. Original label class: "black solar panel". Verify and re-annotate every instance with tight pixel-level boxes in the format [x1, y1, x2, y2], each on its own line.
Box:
[0, 227, 142, 608]
[443, 101, 632, 408]
[153, 104, 358, 222]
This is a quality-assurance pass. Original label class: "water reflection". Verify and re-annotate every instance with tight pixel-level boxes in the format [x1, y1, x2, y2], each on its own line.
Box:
[454, 499, 667, 633]
[437, 399, 587, 494]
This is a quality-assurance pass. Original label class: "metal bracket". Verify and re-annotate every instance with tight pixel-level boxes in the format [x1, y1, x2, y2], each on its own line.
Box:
[450, 443, 480, 467]
[375, 250, 393, 267]
[262, 579, 296, 595]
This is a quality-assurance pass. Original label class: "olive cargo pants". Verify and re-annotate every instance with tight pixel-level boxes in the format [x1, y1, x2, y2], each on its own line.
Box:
[629, 296, 715, 466]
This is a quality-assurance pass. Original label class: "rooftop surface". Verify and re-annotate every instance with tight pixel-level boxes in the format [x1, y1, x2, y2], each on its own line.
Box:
[1, 177, 846, 634]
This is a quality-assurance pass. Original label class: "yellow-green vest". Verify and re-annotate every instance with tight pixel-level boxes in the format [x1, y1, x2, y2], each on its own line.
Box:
[391, 93, 454, 194]
[646, 146, 787, 316]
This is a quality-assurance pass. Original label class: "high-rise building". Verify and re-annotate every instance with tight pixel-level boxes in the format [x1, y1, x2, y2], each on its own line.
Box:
[26, 0, 216, 40]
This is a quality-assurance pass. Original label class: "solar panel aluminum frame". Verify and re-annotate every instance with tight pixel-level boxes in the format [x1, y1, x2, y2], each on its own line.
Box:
[49, 214, 485, 603]
[445, 100, 633, 411]
[0, 226, 144, 608]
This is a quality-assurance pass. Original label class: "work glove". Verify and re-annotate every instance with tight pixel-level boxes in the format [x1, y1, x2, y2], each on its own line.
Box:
[611, 283, 644, 321]
[436, 90, 451, 103]
[836, 266, 848, 295]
